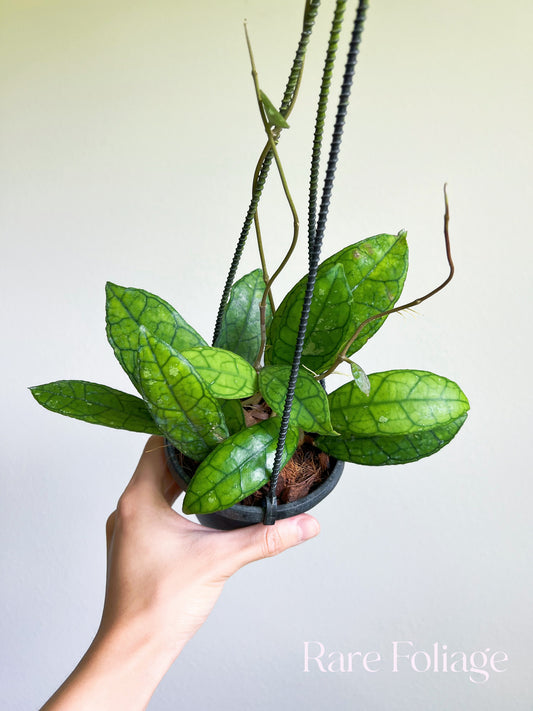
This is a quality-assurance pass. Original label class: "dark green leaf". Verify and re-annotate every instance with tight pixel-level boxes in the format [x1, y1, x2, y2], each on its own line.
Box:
[180, 347, 258, 399]
[316, 414, 467, 465]
[183, 418, 298, 514]
[106, 282, 206, 387]
[266, 263, 355, 373]
[137, 328, 228, 460]
[260, 90, 290, 129]
[318, 232, 409, 354]
[259, 365, 336, 435]
[220, 399, 246, 435]
[328, 370, 470, 436]
[30, 380, 161, 434]
[214, 269, 273, 365]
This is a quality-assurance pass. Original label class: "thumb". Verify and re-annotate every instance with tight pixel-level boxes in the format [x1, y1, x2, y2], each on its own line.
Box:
[219, 514, 320, 573]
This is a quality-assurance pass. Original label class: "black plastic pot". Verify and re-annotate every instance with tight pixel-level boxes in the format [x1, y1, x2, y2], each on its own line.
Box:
[165, 442, 344, 530]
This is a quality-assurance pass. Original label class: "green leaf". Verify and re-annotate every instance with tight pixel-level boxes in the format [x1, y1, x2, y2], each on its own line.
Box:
[180, 347, 258, 399]
[318, 232, 409, 355]
[269, 234, 408, 372]
[30, 380, 161, 434]
[220, 399, 246, 435]
[350, 361, 371, 396]
[214, 269, 273, 365]
[316, 414, 468, 465]
[106, 282, 206, 387]
[183, 418, 298, 514]
[266, 263, 356, 373]
[260, 90, 290, 129]
[137, 329, 228, 460]
[328, 370, 470, 437]
[259, 365, 337, 435]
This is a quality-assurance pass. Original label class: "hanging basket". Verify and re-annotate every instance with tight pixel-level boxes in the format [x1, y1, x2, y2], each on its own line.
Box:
[28, 0, 469, 534]
[165, 441, 344, 530]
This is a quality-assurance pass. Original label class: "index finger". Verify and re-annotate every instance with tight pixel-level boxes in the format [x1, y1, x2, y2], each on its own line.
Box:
[127, 435, 183, 507]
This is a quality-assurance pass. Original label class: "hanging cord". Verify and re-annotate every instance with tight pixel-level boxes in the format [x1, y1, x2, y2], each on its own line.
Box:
[265, 0, 369, 524]
[212, 0, 321, 345]
[307, 0, 348, 257]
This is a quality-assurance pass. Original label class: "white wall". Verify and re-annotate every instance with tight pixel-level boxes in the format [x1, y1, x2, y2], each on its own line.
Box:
[1, 1, 531, 708]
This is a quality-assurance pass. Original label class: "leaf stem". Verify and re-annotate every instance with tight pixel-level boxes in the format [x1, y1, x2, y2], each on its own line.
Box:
[252, 23, 310, 314]
[244, 25, 301, 371]
[212, 0, 320, 345]
[317, 184, 455, 380]
[252, 142, 276, 311]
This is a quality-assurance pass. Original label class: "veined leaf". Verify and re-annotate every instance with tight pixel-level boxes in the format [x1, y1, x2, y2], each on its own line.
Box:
[318, 232, 409, 355]
[260, 90, 290, 129]
[220, 399, 246, 435]
[316, 414, 467, 465]
[259, 365, 336, 435]
[30, 380, 161, 434]
[137, 329, 228, 461]
[214, 269, 273, 365]
[266, 263, 355, 372]
[106, 282, 206, 387]
[180, 347, 257, 399]
[183, 418, 298, 514]
[328, 370, 470, 437]
[269, 234, 408, 371]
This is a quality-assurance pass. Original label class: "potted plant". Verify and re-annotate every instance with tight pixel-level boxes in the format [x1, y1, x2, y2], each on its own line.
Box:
[30, 0, 469, 530]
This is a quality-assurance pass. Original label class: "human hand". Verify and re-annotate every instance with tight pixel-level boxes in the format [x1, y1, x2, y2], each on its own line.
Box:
[101, 434, 320, 653]
[41, 436, 319, 710]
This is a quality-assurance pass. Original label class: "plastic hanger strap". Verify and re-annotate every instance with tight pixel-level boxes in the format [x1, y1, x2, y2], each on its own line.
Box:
[265, 0, 369, 524]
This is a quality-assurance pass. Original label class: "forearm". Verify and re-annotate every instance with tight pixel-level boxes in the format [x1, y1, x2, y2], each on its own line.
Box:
[41, 619, 182, 711]
[40, 437, 318, 709]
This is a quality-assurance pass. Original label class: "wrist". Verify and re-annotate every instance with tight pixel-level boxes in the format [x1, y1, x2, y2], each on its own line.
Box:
[97, 601, 190, 662]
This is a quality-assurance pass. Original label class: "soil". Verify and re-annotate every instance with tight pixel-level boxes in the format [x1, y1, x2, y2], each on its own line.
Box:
[239, 400, 331, 504]
[241, 440, 330, 505]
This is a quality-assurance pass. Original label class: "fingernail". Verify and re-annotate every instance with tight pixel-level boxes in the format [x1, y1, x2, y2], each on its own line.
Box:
[296, 515, 320, 542]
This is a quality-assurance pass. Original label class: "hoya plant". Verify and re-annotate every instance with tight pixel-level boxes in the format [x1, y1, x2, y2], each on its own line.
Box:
[30, 0, 469, 516]
[30, 226, 469, 515]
